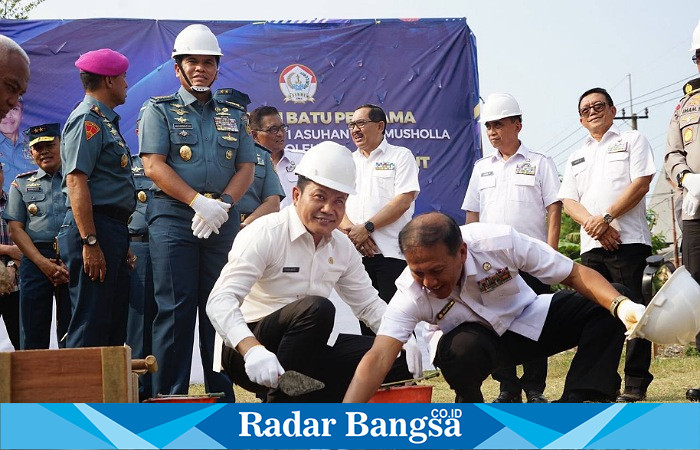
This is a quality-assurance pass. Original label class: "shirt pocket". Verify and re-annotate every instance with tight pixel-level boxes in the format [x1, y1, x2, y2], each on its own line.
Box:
[217, 135, 239, 169]
[479, 173, 496, 190]
[480, 274, 520, 305]
[23, 191, 47, 217]
[512, 174, 538, 203]
[169, 131, 200, 164]
[605, 151, 630, 182]
[254, 163, 266, 179]
[372, 170, 395, 199]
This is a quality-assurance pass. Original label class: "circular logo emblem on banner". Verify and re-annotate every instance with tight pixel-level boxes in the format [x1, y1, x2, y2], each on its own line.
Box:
[279, 64, 317, 104]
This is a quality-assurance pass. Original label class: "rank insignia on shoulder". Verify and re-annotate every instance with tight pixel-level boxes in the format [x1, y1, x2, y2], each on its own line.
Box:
[17, 170, 37, 178]
[89, 105, 104, 117]
[10, 180, 18, 188]
[686, 83, 694, 95]
[150, 94, 177, 103]
[223, 100, 246, 111]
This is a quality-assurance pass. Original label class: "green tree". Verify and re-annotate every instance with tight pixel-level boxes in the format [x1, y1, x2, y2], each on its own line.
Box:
[1, 0, 45, 19]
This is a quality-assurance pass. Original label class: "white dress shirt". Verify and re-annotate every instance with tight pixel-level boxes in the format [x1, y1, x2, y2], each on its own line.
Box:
[276, 148, 305, 209]
[377, 223, 574, 344]
[345, 138, 420, 259]
[558, 125, 656, 254]
[207, 205, 387, 349]
[461, 144, 561, 242]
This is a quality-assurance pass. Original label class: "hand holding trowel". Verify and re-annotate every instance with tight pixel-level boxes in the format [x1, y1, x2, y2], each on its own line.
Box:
[244, 344, 324, 396]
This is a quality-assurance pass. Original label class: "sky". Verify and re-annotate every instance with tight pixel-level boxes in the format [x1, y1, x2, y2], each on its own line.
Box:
[28, 0, 700, 211]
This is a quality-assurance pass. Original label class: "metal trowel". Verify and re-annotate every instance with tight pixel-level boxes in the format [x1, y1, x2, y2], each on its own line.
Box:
[277, 370, 325, 396]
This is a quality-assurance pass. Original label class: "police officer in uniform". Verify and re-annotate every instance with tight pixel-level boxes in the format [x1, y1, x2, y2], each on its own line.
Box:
[462, 93, 561, 403]
[139, 24, 255, 401]
[664, 19, 700, 402]
[58, 48, 135, 347]
[4, 123, 69, 349]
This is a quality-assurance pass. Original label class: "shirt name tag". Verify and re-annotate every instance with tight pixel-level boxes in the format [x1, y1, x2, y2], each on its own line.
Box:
[481, 171, 494, 177]
[173, 123, 193, 130]
[571, 157, 585, 166]
[282, 267, 300, 273]
[477, 267, 512, 293]
[607, 141, 628, 153]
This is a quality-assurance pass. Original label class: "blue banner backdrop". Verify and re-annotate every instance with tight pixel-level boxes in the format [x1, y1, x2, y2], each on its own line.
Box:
[1, 403, 700, 449]
[0, 18, 481, 221]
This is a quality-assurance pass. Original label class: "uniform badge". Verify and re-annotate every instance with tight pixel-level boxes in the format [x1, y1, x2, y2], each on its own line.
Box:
[110, 128, 118, 136]
[686, 83, 694, 95]
[173, 123, 193, 130]
[684, 128, 694, 143]
[214, 116, 238, 132]
[607, 140, 628, 153]
[26, 182, 41, 192]
[256, 154, 265, 166]
[482, 262, 492, 271]
[435, 298, 456, 321]
[225, 150, 233, 160]
[84, 121, 100, 140]
[174, 116, 189, 124]
[222, 133, 237, 142]
[328, 257, 334, 265]
[477, 267, 513, 293]
[137, 191, 147, 203]
[572, 157, 585, 166]
[375, 161, 395, 170]
[27, 203, 38, 215]
[179, 130, 189, 137]
[170, 103, 185, 109]
[286, 161, 296, 172]
[120, 154, 128, 168]
[515, 160, 536, 175]
[180, 145, 192, 161]
[171, 108, 189, 116]
[215, 107, 230, 116]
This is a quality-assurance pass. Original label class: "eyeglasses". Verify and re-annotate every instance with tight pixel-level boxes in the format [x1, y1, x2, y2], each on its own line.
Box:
[255, 124, 288, 134]
[579, 101, 608, 117]
[693, 53, 700, 63]
[347, 119, 378, 130]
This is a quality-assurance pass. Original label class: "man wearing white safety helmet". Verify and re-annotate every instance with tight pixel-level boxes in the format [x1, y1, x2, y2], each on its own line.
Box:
[139, 24, 256, 401]
[664, 19, 700, 402]
[207, 141, 418, 402]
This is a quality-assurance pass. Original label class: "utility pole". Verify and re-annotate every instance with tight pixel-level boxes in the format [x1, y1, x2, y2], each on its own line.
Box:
[614, 74, 649, 130]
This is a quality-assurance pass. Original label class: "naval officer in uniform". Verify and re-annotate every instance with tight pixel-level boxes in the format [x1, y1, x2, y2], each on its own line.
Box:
[139, 24, 255, 401]
[4, 123, 69, 349]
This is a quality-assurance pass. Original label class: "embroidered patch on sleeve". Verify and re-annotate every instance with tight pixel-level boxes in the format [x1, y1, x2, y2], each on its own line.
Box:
[84, 121, 100, 141]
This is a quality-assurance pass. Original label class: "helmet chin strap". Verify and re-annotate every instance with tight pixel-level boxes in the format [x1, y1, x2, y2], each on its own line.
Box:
[176, 59, 216, 93]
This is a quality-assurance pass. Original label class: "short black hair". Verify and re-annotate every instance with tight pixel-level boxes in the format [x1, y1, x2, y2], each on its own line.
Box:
[296, 174, 312, 193]
[250, 105, 280, 130]
[578, 87, 614, 111]
[399, 212, 463, 256]
[80, 72, 103, 92]
[355, 103, 387, 135]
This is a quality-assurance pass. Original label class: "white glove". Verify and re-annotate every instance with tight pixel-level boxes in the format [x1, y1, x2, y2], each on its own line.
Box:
[191, 214, 216, 239]
[190, 194, 231, 231]
[616, 299, 645, 331]
[243, 345, 285, 388]
[402, 334, 423, 379]
[683, 173, 700, 198]
[683, 194, 700, 216]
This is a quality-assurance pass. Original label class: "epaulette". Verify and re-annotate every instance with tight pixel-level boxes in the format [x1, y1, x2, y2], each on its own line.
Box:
[89, 104, 106, 119]
[683, 77, 700, 96]
[150, 94, 178, 103]
[214, 88, 251, 109]
[221, 100, 247, 112]
[16, 170, 38, 178]
[286, 147, 306, 155]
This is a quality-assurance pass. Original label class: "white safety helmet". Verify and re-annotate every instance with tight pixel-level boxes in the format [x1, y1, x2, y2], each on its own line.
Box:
[480, 93, 522, 122]
[691, 19, 700, 51]
[295, 141, 357, 195]
[627, 266, 700, 345]
[172, 24, 223, 58]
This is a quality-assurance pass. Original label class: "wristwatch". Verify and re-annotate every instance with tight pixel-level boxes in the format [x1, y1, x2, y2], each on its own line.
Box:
[364, 221, 375, 233]
[678, 170, 692, 189]
[220, 193, 234, 205]
[603, 213, 614, 224]
[81, 234, 98, 246]
[6, 260, 15, 268]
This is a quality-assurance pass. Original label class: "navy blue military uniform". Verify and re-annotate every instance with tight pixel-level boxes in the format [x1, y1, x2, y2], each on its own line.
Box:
[58, 95, 135, 347]
[127, 154, 156, 399]
[4, 164, 69, 349]
[139, 86, 256, 400]
[237, 143, 285, 221]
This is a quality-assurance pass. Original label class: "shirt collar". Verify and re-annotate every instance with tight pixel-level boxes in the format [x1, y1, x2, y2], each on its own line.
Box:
[83, 95, 119, 123]
[490, 142, 528, 162]
[357, 137, 388, 159]
[288, 204, 332, 247]
[585, 123, 620, 144]
[178, 86, 208, 107]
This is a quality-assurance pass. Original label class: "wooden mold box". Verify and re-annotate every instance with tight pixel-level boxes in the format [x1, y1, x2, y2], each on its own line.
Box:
[0, 346, 137, 403]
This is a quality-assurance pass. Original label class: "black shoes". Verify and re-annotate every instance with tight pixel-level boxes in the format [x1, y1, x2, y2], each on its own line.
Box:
[687, 388, 700, 402]
[616, 386, 647, 403]
[525, 390, 548, 403]
[493, 391, 522, 403]
[554, 390, 616, 403]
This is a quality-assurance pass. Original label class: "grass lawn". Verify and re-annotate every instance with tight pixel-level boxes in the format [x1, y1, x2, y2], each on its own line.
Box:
[190, 345, 700, 403]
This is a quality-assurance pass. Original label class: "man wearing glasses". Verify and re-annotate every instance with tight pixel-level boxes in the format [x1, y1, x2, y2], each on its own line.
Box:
[664, 19, 700, 403]
[559, 87, 655, 403]
[341, 104, 420, 335]
[249, 105, 303, 209]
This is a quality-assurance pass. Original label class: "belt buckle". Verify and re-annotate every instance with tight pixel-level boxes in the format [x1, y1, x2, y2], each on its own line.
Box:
[203, 193, 215, 199]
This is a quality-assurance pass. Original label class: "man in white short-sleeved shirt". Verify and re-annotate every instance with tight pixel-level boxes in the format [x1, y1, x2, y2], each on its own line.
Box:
[343, 212, 644, 403]
[462, 93, 561, 403]
[341, 104, 420, 334]
[559, 87, 656, 403]
[207, 141, 418, 402]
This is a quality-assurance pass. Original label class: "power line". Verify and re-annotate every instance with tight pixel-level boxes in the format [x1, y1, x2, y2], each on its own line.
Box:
[616, 74, 695, 107]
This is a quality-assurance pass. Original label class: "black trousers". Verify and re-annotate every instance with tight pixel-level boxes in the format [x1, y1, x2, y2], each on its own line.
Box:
[0, 291, 19, 349]
[681, 220, 700, 349]
[222, 296, 411, 402]
[491, 271, 549, 394]
[581, 243, 652, 390]
[434, 287, 626, 403]
[359, 255, 406, 336]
